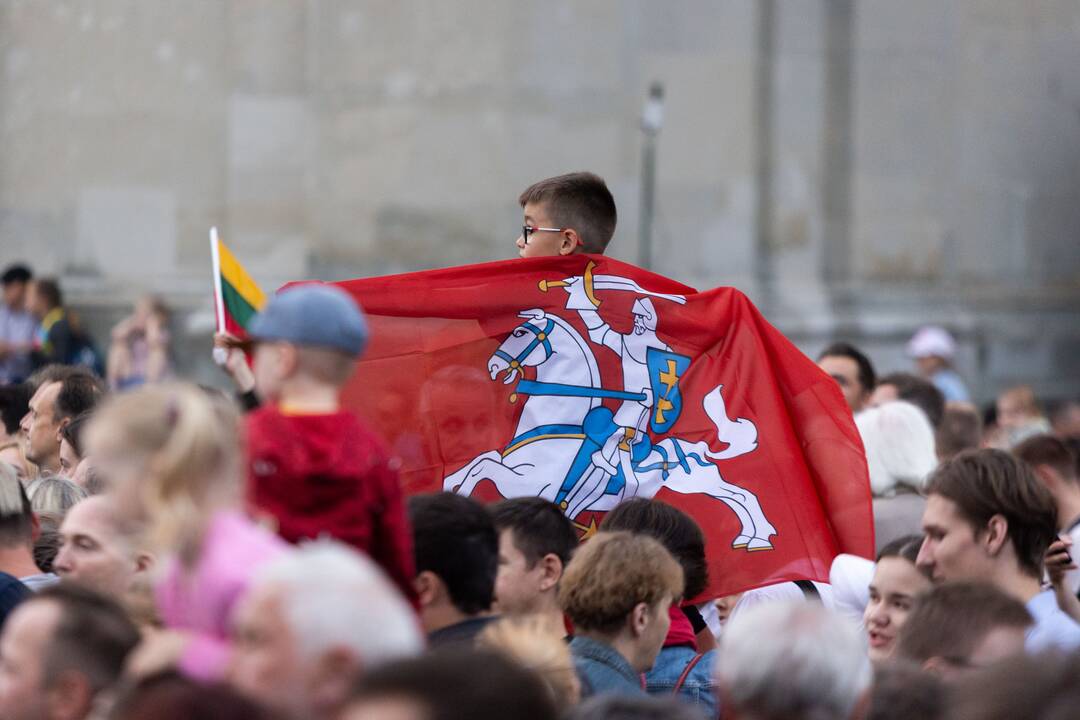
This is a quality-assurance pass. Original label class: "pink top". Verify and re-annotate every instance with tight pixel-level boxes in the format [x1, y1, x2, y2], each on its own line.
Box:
[154, 510, 287, 681]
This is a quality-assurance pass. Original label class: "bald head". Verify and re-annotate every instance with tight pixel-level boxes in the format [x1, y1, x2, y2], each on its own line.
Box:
[53, 496, 150, 599]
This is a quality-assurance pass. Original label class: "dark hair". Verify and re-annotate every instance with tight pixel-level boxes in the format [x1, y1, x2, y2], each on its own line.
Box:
[926, 449, 1059, 578]
[26, 364, 81, 393]
[567, 695, 704, 720]
[111, 672, 275, 720]
[950, 651, 1080, 720]
[1, 264, 32, 286]
[817, 342, 876, 393]
[876, 534, 924, 565]
[33, 278, 63, 310]
[0, 471, 33, 547]
[599, 497, 708, 599]
[895, 581, 1032, 664]
[59, 412, 93, 459]
[867, 661, 945, 720]
[33, 584, 140, 693]
[0, 383, 32, 436]
[489, 497, 578, 569]
[1014, 434, 1078, 483]
[936, 405, 983, 461]
[54, 372, 105, 424]
[409, 493, 497, 615]
[877, 372, 946, 428]
[518, 172, 617, 254]
[349, 648, 558, 720]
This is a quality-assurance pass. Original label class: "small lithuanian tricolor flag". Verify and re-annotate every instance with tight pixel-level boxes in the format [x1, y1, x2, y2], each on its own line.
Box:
[210, 227, 267, 336]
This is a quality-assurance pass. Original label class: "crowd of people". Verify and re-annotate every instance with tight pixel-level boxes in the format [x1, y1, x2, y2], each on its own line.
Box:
[0, 172, 1078, 719]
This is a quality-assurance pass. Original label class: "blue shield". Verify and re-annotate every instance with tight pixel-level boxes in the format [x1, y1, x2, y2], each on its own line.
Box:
[646, 347, 692, 434]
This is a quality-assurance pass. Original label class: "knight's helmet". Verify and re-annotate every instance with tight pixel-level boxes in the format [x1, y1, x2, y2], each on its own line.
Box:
[631, 297, 658, 331]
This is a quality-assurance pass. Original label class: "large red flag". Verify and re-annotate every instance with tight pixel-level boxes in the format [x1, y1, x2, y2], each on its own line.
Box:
[328, 254, 873, 600]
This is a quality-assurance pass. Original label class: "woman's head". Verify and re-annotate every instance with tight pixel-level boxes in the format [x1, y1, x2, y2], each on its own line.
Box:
[27, 474, 87, 517]
[84, 383, 241, 553]
[863, 535, 932, 662]
[857, 401, 938, 496]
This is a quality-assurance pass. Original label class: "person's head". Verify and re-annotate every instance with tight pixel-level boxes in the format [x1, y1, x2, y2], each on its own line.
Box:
[57, 412, 91, 481]
[935, 403, 983, 461]
[516, 172, 617, 257]
[33, 512, 62, 574]
[83, 383, 241, 554]
[229, 541, 422, 720]
[52, 495, 152, 601]
[866, 660, 945, 720]
[916, 449, 1058, 584]
[110, 672, 274, 720]
[894, 581, 1031, 679]
[949, 651, 1080, 720]
[558, 531, 682, 672]
[419, 365, 500, 465]
[566, 695, 705, 720]
[0, 384, 32, 444]
[27, 475, 87, 525]
[863, 535, 932, 662]
[478, 616, 580, 712]
[26, 278, 62, 319]
[856, 401, 938, 497]
[817, 342, 876, 413]
[1014, 434, 1079, 531]
[340, 648, 558, 720]
[0, 465, 35, 553]
[488, 497, 577, 617]
[906, 326, 956, 376]
[20, 380, 64, 473]
[717, 600, 872, 720]
[1, 264, 33, 310]
[407, 492, 497, 633]
[25, 365, 79, 395]
[1048, 398, 1080, 441]
[996, 385, 1042, 431]
[0, 584, 140, 720]
[870, 372, 946, 428]
[247, 284, 367, 402]
[599, 497, 708, 600]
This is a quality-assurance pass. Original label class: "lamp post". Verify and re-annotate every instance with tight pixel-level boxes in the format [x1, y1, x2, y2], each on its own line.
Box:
[639, 82, 664, 269]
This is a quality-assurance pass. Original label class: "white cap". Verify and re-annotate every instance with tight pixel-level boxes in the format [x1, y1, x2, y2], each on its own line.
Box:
[906, 325, 956, 359]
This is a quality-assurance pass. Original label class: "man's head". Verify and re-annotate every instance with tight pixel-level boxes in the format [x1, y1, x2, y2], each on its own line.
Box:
[0, 384, 32, 444]
[916, 449, 1058, 584]
[870, 372, 945, 428]
[949, 651, 1080, 720]
[489, 497, 577, 617]
[407, 493, 497, 634]
[0, 468, 35, 555]
[717, 600, 872, 720]
[817, 342, 876, 413]
[53, 496, 152, 599]
[599, 497, 708, 600]
[0, 584, 140, 720]
[894, 581, 1031, 679]
[1014, 434, 1079, 532]
[26, 278, 62, 320]
[1, 265, 32, 311]
[19, 372, 102, 475]
[935, 404, 983, 462]
[229, 541, 422, 719]
[996, 386, 1042, 432]
[516, 172, 617, 258]
[558, 531, 682, 672]
[248, 284, 367, 401]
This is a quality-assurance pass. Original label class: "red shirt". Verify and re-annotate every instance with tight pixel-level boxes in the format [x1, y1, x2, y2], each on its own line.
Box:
[245, 405, 416, 603]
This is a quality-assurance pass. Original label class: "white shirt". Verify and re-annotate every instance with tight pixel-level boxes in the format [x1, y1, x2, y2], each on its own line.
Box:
[1025, 589, 1080, 653]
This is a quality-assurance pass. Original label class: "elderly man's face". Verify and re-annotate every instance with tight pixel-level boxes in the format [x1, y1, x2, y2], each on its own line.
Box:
[53, 497, 145, 598]
[0, 600, 60, 720]
[229, 583, 306, 716]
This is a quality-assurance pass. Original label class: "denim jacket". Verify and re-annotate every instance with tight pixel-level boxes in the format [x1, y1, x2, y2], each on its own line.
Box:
[570, 636, 645, 699]
[645, 645, 719, 718]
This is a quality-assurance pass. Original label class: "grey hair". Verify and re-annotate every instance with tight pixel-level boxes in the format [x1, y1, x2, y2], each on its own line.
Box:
[856, 401, 938, 497]
[253, 540, 423, 665]
[718, 600, 872, 720]
[28, 474, 88, 517]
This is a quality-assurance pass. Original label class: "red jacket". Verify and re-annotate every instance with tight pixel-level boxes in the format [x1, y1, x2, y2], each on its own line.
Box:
[245, 405, 417, 603]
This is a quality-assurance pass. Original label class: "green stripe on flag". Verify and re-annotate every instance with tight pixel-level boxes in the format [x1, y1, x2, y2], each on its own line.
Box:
[222, 277, 259, 329]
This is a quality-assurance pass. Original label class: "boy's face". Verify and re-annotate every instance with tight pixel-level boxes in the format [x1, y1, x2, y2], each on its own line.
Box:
[517, 201, 578, 258]
[252, 342, 291, 402]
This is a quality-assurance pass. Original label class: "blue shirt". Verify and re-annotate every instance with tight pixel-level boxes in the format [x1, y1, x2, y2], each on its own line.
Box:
[570, 635, 644, 699]
[1025, 590, 1080, 653]
[0, 305, 37, 383]
[645, 645, 718, 716]
[931, 369, 969, 403]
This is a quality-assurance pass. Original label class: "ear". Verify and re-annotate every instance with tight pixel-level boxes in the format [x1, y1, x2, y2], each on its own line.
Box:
[414, 571, 443, 609]
[134, 552, 155, 574]
[983, 514, 1009, 557]
[45, 670, 94, 720]
[629, 601, 650, 638]
[559, 229, 582, 255]
[537, 553, 563, 592]
[1031, 464, 1060, 493]
[307, 647, 362, 715]
[55, 417, 71, 442]
[279, 343, 300, 375]
[29, 511, 41, 543]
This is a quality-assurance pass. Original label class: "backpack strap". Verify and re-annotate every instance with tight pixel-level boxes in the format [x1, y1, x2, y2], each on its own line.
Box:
[672, 652, 706, 694]
[794, 579, 822, 603]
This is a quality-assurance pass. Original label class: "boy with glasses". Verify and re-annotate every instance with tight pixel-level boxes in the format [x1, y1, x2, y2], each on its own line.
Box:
[516, 172, 617, 258]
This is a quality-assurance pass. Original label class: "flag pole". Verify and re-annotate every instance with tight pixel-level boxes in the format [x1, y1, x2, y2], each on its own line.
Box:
[209, 227, 229, 366]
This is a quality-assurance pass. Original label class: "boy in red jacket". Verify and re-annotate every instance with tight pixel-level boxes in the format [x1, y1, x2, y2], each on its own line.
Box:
[243, 283, 416, 602]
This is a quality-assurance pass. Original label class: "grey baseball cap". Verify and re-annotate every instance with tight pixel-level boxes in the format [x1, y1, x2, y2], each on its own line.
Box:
[248, 284, 368, 356]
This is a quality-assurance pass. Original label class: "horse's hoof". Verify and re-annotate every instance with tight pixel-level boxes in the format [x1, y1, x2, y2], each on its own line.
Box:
[731, 535, 752, 549]
[746, 538, 774, 551]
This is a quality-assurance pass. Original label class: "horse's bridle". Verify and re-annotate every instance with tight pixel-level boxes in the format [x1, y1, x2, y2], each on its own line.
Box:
[493, 318, 555, 371]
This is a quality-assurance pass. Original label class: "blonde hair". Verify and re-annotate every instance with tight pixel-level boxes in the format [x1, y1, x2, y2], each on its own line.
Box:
[84, 383, 241, 558]
[479, 616, 581, 711]
[28, 474, 87, 517]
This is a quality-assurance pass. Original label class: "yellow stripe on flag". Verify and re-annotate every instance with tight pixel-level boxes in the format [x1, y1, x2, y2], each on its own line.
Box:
[217, 239, 267, 311]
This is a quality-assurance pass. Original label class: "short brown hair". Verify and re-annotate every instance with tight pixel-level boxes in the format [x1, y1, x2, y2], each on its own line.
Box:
[558, 531, 682, 634]
[925, 449, 1058, 578]
[950, 652, 1080, 720]
[1014, 434, 1078, 484]
[518, 172, 617, 254]
[935, 405, 982, 461]
[895, 581, 1032, 664]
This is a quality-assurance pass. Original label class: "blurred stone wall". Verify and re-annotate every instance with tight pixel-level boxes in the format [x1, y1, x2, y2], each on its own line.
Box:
[1, 0, 1077, 399]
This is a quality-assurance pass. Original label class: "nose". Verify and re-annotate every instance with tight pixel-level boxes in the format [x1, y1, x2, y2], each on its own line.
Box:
[865, 601, 887, 628]
[19, 412, 30, 434]
[915, 537, 932, 571]
[516, 234, 526, 249]
[53, 547, 72, 575]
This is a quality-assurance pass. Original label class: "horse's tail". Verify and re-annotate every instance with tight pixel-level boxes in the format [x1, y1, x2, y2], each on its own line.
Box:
[702, 385, 759, 460]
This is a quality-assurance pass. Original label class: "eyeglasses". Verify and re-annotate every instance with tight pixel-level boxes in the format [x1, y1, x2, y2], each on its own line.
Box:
[522, 225, 565, 244]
